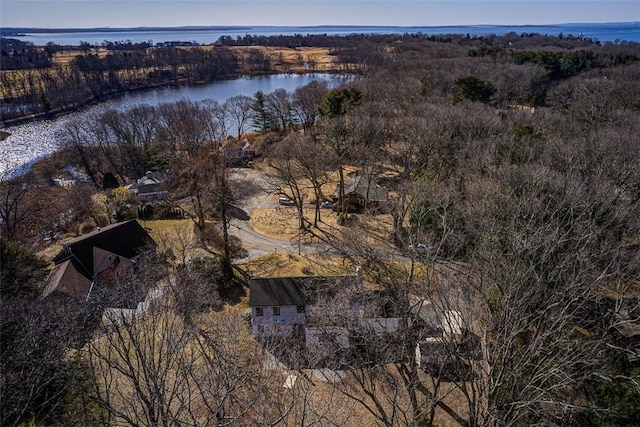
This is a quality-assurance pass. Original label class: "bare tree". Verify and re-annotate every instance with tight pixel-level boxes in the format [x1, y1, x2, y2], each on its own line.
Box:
[262, 136, 314, 235]
[0, 169, 31, 239]
[292, 80, 329, 131]
[265, 133, 335, 230]
[84, 265, 346, 426]
[1, 239, 96, 426]
[57, 117, 103, 187]
[266, 88, 294, 134]
[223, 95, 254, 138]
[158, 100, 252, 278]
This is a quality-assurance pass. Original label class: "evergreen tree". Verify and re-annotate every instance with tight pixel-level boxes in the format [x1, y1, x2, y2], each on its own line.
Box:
[251, 90, 276, 133]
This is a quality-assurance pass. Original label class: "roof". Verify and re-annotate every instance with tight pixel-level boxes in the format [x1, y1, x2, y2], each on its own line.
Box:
[44, 220, 155, 301]
[137, 171, 166, 185]
[42, 259, 92, 299]
[126, 182, 168, 195]
[249, 275, 361, 307]
[338, 174, 388, 202]
[93, 247, 134, 278]
[126, 171, 168, 195]
[125, 171, 168, 196]
[52, 220, 154, 280]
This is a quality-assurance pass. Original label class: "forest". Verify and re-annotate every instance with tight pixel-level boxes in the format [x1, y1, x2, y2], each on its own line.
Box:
[1, 32, 640, 426]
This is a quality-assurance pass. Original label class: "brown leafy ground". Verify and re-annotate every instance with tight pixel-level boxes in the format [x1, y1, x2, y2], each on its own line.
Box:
[86, 301, 473, 427]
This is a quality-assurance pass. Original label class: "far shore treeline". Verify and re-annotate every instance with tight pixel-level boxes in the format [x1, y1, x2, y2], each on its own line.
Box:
[1, 30, 638, 125]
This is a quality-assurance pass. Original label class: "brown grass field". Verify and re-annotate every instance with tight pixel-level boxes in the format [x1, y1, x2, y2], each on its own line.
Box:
[232, 46, 337, 73]
[1, 46, 338, 100]
[47, 45, 336, 72]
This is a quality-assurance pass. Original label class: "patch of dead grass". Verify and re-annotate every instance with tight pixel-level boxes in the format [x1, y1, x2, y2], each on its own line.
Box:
[250, 206, 394, 246]
[236, 253, 355, 278]
[230, 46, 338, 73]
[139, 219, 211, 263]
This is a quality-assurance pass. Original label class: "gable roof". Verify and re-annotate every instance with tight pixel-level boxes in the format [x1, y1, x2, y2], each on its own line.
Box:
[52, 220, 154, 280]
[137, 171, 166, 185]
[126, 171, 168, 195]
[93, 247, 134, 277]
[338, 174, 388, 202]
[126, 182, 167, 196]
[249, 275, 361, 307]
[42, 258, 92, 299]
[44, 220, 155, 300]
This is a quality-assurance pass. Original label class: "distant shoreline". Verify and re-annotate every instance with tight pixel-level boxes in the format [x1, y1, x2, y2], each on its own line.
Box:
[4, 22, 639, 45]
[3, 21, 638, 35]
[0, 26, 253, 36]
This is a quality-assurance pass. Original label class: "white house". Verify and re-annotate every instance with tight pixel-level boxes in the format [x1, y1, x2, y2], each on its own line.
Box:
[249, 276, 310, 337]
[248, 275, 402, 342]
[249, 275, 358, 338]
[125, 171, 169, 203]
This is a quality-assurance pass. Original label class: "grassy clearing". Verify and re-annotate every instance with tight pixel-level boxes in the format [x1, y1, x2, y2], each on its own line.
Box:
[236, 253, 356, 278]
[139, 219, 211, 264]
[250, 206, 394, 245]
[46, 46, 336, 72]
[231, 46, 337, 73]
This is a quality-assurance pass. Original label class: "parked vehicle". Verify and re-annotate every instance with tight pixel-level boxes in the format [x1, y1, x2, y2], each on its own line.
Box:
[408, 243, 430, 254]
[278, 197, 295, 206]
[320, 200, 336, 209]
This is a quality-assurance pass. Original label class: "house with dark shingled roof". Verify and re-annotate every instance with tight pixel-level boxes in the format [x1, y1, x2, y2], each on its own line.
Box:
[334, 173, 388, 213]
[249, 274, 403, 345]
[42, 220, 155, 306]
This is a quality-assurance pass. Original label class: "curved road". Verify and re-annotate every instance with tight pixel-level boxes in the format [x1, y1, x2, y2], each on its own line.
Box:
[229, 168, 334, 260]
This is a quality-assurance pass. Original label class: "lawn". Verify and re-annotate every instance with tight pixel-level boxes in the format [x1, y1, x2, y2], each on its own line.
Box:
[236, 253, 357, 278]
[250, 205, 395, 246]
[139, 219, 209, 265]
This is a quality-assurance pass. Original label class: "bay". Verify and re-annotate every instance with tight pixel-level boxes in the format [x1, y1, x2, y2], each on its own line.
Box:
[0, 73, 349, 178]
[10, 22, 640, 46]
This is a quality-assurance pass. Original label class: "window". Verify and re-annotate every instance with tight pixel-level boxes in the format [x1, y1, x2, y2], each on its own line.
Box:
[255, 307, 263, 316]
[273, 307, 280, 316]
[297, 305, 305, 314]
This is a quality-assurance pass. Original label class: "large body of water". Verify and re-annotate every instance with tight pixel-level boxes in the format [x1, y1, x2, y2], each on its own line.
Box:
[2, 22, 638, 177]
[10, 22, 640, 46]
[0, 74, 349, 178]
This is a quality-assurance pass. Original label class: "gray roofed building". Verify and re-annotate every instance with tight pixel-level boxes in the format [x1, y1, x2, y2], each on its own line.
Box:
[249, 275, 362, 338]
[126, 171, 169, 203]
[249, 276, 307, 307]
[344, 174, 388, 201]
[249, 275, 361, 307]
[334, 173, 388, 212]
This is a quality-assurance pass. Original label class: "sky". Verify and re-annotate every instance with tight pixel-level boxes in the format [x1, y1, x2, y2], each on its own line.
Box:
[1, 0, 639, 29]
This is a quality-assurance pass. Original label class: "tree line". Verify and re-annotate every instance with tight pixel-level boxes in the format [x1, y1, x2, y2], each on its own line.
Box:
[4, 30, 631, 123]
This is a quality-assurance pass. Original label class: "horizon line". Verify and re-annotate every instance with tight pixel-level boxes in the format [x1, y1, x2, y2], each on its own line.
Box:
[3, 21, 639, 32]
